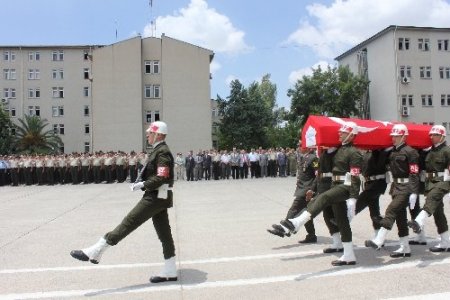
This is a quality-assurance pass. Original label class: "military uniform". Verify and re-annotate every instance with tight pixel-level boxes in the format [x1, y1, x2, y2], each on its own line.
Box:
[285, 150, 318, 241]
[104, 141, 175, 259]
[355, 150, 389, 229]
[381, 144, 420, 234]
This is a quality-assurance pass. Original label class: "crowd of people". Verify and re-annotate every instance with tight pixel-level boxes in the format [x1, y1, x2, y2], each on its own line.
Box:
[267, 122, 450, 266]
[0, 147, 301, 187]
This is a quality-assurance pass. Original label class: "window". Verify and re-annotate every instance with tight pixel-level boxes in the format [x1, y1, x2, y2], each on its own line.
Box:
[52, 50, 64, 61]
[401, 95, 414, 106]
[154, 111, 160, 121]
[84, 142, 90, 153]
[441, 94, 450, 106]
[84, 124, 90, 134]
[439, 67, 450, 79]
[153, 85, 160, 98]
[28, 69, 40, 80]
[144, 85, 161, 98]
[28, 88, 41, 98]
[52, 69, 64, 80]
[83, 68, 90, 79]
[398, 38, 410, 50]
[3, 69, 16, 80]
[28, 106, 40, 116]
[83, 87, 90, 97]
[83, 50, 90, 60]
[53, 124, 64, 135]
[3, 51, 16, 61]
[145, 111, 152, 123]
[419, 66, 432, 79]
[52, 106, 64, 117]
[84, 105, 90, 117]
[144, 60, 160, 74]
[399, 66, 412, 78]
[421, 95, 433, 106]
[28, 51, 41, 61]
[52, 87, 64, 98]
[438, 39, 449, 51]
[5, 108, 16, 117]
[3, 88, 16, 98]
[418, 38, 430, 51]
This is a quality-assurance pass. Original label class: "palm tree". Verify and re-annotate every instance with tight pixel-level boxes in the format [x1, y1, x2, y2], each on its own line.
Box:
[14, 115, 63, 154]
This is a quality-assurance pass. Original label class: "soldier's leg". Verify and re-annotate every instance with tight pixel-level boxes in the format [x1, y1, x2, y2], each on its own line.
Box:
[152, 209, 176, 259]
[390, 207, 411, 257]
[286, 196, 316, 242]
[331, 202, 356, 265]
[104, 198, 167, 245]
[432, 201, 449, 235]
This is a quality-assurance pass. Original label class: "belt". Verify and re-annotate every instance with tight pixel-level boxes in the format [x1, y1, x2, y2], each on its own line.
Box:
[426, 172, 444, 179]
[365, 174, 386, 181]
[332, 175, 346, 181]
[320, 172, 332, 178]
[394, 177, 409, 183]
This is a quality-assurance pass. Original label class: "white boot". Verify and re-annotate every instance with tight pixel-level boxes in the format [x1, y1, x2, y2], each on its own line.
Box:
[430, 231, 450, 252]
[409, 229, 427, 245]
[288, 211, 312, 232]
[415, 210, 429, 229]
[365, 227, 389, 249]
[332, 242, 356, 266]
[150, 256, 178, 283]
[70, 237, 110, 264]
[323, 233, 343, 253]
[390, 236, 411, 257]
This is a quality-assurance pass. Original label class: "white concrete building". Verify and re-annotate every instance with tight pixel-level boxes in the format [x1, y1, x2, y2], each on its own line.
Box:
[0, 35, 214, 154]
[335, 25, 450, 134]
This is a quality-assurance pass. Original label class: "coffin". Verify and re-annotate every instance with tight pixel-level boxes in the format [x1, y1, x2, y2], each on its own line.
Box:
[301, 115, 433, 150]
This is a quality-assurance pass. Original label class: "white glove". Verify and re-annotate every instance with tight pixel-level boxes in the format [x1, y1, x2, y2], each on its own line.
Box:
[327, 147, 337, 153]
[409, 193, 418, 209]
[346, 198, 357, 222]
[444, 169, 450, 182]
[443, 193, 450, 203]
[130, 181, 144, 192]
[344, 172, 352, 186]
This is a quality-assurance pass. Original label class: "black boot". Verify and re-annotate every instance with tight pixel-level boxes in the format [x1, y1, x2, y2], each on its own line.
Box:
[299, 235, 317, 244]
[267, 224, 290, 238]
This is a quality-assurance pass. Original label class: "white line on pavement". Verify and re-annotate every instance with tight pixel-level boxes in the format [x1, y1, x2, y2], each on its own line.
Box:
[1, 257, 450, 299]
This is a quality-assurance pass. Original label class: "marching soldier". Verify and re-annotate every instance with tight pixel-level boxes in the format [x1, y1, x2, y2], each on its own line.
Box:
[71, 121, 178, 283]
[267, 145, 319, 243]
[408, 125, 450, 252]
[275, 121, 362, 266]
[365, 124, 420, 258]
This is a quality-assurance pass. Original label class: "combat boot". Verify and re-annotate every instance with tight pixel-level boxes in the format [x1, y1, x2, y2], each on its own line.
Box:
[430, 231, 450, 252]
[70, 237, 110, 264]
[390, 237, 411, 258]
[150, 256, 178, 283]
[365, 227, 389, 249]
[409, 229, 427, 245]
[267, 224, 290, 238]
[331, 242, 356, 266]
[408, 210, 429, 234]
[323, 233, 344, 253]
[281, 211, 312, 234]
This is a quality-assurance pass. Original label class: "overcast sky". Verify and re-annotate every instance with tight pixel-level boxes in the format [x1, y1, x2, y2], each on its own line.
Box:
[2, 0, 450, 108]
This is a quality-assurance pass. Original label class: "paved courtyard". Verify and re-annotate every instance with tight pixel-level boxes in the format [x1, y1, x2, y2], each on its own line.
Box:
[1, 177, 450, 299]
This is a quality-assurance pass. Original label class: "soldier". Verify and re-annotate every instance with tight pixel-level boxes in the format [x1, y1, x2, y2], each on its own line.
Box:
[103, 152, 114, 183]
[92, 152, 103, 184]
[267, 145, 319, 243]
[23, 155, 33, 185]
[8, 156, 19, 186]
[35, 155, 45, 185]
[365, 124, 419, 258]
[275, 121, 362, 266]
[353, 149, 389, 238]
[70, 153, 81, 184]
[128, 151, 138, 183]
[45, 155, 56, 185]
[80, 153, 91, 184]
[70, 121, 177, 283]
[115, 151, 126, 183]
[408, 125, 450, 252]
[230, 148, 240, 179]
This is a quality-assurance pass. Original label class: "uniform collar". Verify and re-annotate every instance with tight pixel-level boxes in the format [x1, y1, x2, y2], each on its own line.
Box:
[432, 141, 446, 150]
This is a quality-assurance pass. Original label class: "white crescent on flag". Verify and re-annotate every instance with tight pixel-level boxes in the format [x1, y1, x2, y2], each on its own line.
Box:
[329, 117, 379, 133]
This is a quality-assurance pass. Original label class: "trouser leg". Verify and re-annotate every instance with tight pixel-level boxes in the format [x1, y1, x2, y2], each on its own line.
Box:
[380, 194, 408, 230]
[334, 201, 352, 242]
[152, 209, 176, 259]
[323, 205, 340, 235]
[287, 196, 315, 236]
[433, 202, 449, 234]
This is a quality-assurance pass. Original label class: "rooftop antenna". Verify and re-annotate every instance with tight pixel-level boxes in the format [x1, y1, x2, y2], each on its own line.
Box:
[115, 20, 118, 41]
[149, 0, 156, 37]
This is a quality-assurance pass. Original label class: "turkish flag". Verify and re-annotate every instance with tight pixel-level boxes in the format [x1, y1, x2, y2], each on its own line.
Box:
[301, 115, 432, 150]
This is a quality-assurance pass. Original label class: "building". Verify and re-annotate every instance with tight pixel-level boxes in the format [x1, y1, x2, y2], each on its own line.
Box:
[0, 34, 215, 154]
[335, 25, 450, 133]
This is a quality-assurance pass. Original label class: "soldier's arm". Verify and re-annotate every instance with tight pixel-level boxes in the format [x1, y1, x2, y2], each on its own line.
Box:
[143, 151, 172, 191]
[349, 149, 363, 199]
[408, 148, 420, 194]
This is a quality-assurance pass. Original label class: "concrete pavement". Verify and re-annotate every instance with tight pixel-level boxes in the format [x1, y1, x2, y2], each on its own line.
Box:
[1, 177, 450, 299]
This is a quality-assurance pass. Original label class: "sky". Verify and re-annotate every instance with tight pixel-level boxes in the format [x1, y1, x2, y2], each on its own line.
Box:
[2, 0, 450, 109]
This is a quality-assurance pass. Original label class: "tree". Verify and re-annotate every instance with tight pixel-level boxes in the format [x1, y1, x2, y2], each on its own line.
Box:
[0, 105, 15, 154]
[287, 65, 369, 126]
[216, 79, 272, 149]
[14, 115, 63, 154]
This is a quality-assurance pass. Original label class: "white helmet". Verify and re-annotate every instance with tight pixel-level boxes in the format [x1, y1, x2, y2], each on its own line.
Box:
[339, 121, 358, 135]
[390, 124, 408, 136]
[429, 125, 446, 136]
[146, 121, 168, 135]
